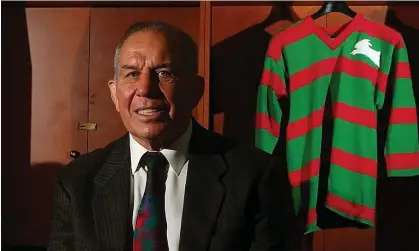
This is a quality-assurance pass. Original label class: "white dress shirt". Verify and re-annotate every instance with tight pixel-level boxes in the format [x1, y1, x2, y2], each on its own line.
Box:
[129, 122, 191, 251]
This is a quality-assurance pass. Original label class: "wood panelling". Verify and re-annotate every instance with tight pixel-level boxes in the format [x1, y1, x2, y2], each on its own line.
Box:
[88, 7, 200, 151]
[2, 8, 90, 246]
[28, 8, 90, 164]
[197, 1, 211, 129]
[25, 1, 201, 7]
[27, 8, 90, 245]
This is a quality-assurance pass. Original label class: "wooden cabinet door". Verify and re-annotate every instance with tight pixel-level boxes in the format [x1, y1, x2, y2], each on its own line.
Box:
[2, 7, 90, 246]
[28, 8, 90, 165]
[88, 7, 201, 151]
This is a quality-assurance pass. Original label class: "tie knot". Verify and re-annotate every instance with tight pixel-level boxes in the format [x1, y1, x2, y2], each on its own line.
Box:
[140, 152, 168, 172]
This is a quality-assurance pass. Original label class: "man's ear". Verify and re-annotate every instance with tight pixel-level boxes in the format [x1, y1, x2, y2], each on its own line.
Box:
[108, 79, 120, 112]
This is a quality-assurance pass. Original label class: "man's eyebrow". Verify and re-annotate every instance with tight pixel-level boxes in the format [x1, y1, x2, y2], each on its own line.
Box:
[120, 64, 139, 70]
[153, 63, 172, 69]
[120, 63, 172, 70]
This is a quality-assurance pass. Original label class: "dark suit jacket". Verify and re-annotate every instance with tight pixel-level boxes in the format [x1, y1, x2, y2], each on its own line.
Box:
[47, 122, 295, 251]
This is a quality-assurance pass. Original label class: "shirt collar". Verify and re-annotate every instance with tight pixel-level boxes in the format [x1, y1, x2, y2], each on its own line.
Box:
[129, 121, 192, 176]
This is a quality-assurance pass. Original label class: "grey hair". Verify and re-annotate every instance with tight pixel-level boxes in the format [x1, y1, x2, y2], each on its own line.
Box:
[113, 21, 198, 80]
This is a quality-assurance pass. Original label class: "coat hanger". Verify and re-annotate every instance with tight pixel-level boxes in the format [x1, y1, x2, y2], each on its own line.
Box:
[311, 1, 357, 20]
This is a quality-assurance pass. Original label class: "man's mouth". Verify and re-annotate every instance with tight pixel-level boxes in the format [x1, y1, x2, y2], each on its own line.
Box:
[133, 106, 169, 119]
[135, 108, 164, 115]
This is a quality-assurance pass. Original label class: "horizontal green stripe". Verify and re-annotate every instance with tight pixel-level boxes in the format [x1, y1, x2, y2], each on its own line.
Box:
[395, 47, 409, 63]
[264, 56, 287, 83]
[288, 127, 322, 171]
[255, 128, 278, 154]
[284, 31, 398, 76]
[256, 85, 282, 124]
[392, 78, 416, 107]
[330, 73, 376, 111]
[326, 205, 374, 227]
[329, 164, 377, 208]
[289, 75, 329, 123]
[388, 168, 419, 177]
[284, 34, 332, 76]
[333, 118, 377, 160]
[386, 124, 419, 154]
[376, 79, 415, 109]
[290, 73, 376, 123]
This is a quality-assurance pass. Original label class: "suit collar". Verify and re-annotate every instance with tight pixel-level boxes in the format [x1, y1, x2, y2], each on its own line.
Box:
[179, 120, 231, 251]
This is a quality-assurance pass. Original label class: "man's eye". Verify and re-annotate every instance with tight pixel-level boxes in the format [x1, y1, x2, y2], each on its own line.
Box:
[126, 71, 139, 78]
[157, 70, 172, 78]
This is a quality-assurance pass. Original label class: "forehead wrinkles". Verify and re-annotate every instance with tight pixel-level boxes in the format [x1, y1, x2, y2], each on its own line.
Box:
[123, 31, 171, 60]
[120, 47, 172, 70]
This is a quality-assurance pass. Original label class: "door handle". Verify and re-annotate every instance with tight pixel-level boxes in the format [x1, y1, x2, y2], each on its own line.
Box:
[77, 122, 97, 131]
[70, 150, 81, 158]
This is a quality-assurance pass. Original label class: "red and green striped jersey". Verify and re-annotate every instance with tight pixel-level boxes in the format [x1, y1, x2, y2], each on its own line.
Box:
[255, 13, 419, 233]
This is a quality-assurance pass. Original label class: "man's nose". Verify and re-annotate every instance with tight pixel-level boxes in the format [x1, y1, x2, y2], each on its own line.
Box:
[135, 71, 160, 97]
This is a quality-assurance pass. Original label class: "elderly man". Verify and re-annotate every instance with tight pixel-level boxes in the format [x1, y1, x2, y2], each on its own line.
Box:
[47, 21, 295, 251]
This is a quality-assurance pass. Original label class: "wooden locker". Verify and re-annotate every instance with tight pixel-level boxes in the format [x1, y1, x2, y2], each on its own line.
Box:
[2, 7, 90, 246]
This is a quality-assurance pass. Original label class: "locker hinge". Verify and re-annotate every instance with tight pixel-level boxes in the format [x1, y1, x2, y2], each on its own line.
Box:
[77, 122, 97, 131]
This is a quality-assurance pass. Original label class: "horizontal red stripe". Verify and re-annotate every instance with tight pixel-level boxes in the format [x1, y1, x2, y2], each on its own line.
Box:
[266, 21, 312, 59]
[331, 148, 377, 178]
[266, 35, 282, 61]
[376, 70, 388, 94]
[395, 62, 411, 79]
[390, 107, 417, 124]
[326, 193, 375, 223]
[260, 69, 287, 97]
[280, 19, 314, 47]
[333, 102, 376, 128]
[386, 152, 419, 170]
[358, 16, 402, 49]
[376, 63, 411, 95]
[255, 112, 280, 137]
[307, 208, 317, 226]
[288, 158, 320, 188]
[289, 57, 388, 93]
[287, 107, 324, 141]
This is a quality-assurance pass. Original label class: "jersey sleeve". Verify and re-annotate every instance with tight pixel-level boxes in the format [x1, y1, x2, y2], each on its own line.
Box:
[255, 35, 288, 154]
[376, 36, 419, 177]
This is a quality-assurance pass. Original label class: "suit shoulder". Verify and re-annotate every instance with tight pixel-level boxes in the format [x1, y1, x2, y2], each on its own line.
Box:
[203, 129, 274, 170]
[199, 126, 272, 161]
[228, 143, 273, 166]
[57, 135, 125, 184]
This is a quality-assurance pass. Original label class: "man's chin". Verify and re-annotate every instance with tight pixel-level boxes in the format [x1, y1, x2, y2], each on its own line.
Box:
[132, 123, 168, 139]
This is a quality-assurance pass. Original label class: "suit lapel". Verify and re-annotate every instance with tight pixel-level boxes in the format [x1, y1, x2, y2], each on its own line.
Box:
[179, 122, 229, 251]
[92, 135, 132, 250]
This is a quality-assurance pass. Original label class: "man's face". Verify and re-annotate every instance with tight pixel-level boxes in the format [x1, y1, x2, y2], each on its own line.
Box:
[108, 30, 202, 145]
